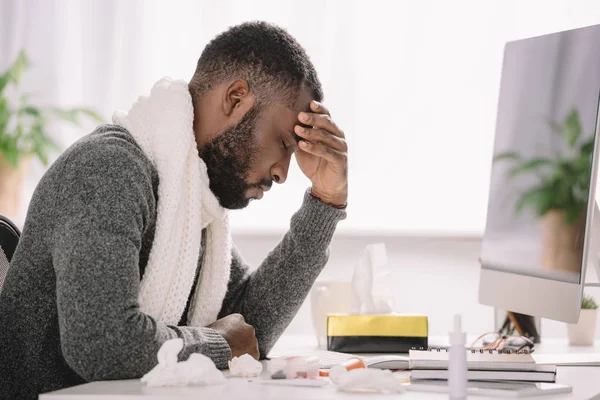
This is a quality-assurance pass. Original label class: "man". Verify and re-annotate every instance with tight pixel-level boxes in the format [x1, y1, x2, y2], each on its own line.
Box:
[0, 21, 348, 398]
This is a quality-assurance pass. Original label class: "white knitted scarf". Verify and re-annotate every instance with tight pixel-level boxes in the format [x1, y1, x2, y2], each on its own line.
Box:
[112, 77, 232, 327]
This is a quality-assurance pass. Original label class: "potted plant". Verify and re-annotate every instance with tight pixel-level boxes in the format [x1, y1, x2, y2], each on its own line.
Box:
[0, 51, 102, 220]
[567, 293, 598, 346]
[494, 109, 594, 274]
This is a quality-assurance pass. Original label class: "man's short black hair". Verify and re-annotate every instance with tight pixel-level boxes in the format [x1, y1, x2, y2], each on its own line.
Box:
[191, 21, 323, 106]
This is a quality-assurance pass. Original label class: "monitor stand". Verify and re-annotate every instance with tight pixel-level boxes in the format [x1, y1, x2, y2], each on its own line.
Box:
[559, 200, 600, 367]
[494, 201, 600, 340]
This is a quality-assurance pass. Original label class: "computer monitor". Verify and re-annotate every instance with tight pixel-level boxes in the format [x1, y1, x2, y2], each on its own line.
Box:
[479, 24, 600, 324]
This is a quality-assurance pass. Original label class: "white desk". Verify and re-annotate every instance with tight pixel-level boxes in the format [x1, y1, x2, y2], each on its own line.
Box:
[40, 335, 600, 400]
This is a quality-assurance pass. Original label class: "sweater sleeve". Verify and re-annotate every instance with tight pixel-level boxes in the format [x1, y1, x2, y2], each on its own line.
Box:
[52, 138, 231, 382]
[218, 190, 347, 357]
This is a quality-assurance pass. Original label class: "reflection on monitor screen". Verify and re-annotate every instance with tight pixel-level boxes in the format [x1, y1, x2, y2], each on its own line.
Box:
[481, 25, 600, 285]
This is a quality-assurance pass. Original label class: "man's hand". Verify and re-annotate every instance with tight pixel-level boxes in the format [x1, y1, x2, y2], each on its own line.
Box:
[207, 313, 259, 360]
[295, 101, 348, 207]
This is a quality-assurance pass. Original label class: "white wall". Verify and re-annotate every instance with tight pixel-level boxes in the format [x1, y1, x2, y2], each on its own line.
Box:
[5, 0, 600, 235]
[232, 233, 600, 340]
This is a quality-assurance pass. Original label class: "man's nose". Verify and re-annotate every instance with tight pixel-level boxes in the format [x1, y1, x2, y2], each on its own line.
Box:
[271, 154, 292, 184]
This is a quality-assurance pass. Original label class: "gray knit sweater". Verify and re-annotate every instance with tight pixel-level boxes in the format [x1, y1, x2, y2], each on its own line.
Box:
[0, 125, 346, 399]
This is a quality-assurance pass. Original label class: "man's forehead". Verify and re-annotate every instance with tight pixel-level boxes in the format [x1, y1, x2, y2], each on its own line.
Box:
[268, 99, 312, 124]
[294, 86, 316, 111]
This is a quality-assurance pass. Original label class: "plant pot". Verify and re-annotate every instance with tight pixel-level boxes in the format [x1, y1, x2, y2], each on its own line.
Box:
[0, 154, 28, 221]
[540, 210, 585, 274]
[567, 309, 598, 346]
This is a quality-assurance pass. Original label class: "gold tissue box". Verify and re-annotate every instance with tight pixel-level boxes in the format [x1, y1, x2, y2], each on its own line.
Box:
[327, 314, 428, 353]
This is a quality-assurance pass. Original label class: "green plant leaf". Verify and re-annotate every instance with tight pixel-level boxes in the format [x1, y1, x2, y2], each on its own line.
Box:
[582, 294, 599, 310]
[508, 158, 553, 178]
[493, 151, 520, 163]
[10, 51, 29, 84]
[18, 106, 41, 117]
[515, 186, 553, 216]
[551, 160, 578, 190]
[563, 109, 581, 147]
[0, 51, 102, 167]
[34, 143, 49, 166]
[564, 206, 583, 225]
[535, 189, 555, 216]
[574, 153, 592, 171]
[551, 173, 576, 208]
[506, 109, 593, 219]
[0, 96, 10, 134]
[0, 50, 29, 94]
[0, 75, 8, 97]
[0, 140, 21, 168]
[47, 108, 80, 125]
[581, 137, 595, 155]
[48, 107, 103, 125]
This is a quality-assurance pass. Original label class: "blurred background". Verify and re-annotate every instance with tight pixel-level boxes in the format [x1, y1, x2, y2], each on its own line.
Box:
[2, 0, 600, 340]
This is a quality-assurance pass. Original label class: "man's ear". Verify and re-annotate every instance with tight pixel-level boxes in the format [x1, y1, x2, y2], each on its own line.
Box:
[223, 79, 254, 117]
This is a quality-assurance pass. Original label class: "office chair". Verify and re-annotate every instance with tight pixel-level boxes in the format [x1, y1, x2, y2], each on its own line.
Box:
[0, 215, 20, 292]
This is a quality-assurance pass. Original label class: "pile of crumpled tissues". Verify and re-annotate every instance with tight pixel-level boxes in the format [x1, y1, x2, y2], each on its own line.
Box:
[329, 364, 406, 393]
[141, 338, 403, 392]
[141, 338, 226, 387]
[228, 354, 263, 378]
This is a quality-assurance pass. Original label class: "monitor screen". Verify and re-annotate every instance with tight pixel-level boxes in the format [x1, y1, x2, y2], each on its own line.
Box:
[481, 24, 600, 285]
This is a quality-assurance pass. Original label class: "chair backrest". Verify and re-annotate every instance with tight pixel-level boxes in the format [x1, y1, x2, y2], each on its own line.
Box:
[0, 215, 20, 292]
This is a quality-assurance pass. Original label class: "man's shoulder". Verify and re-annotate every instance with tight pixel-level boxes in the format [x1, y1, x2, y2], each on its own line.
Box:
[65, 124, 150, 166]
[79, 123, 138, 148]
[54, 124, 155, 179]
[46, 124, 158, 196]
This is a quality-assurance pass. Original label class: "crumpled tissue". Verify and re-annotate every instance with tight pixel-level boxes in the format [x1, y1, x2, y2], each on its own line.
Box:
[228, 354, 263, 378]
[351, 243, 394, 314]
[329, 364, 405, 393]
[141, 338, 226, 387]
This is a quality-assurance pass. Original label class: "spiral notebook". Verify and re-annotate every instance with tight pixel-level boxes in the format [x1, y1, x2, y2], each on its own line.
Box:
[409, 347, 537, 371]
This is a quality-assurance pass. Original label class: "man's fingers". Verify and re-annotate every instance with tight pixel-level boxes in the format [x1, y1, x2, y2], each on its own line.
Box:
[310, 100, 330, 116]
[249, 338, 260, 360]
[295, 125, 347, 152]
[298, 140, 347, 164]
[298, 111, 344, 138]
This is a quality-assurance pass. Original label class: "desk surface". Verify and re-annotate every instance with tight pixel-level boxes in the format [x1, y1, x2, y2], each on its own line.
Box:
[40, 335, 600, 400]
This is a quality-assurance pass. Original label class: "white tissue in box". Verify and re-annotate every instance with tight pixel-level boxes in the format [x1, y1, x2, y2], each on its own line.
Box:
[351, 243, 394, 314]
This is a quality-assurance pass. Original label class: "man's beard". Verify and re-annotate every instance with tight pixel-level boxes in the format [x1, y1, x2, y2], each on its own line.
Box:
[200, 105, 268, 209]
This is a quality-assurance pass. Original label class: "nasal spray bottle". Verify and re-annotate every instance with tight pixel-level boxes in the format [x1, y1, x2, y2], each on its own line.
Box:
[448, 314, 467, 399]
